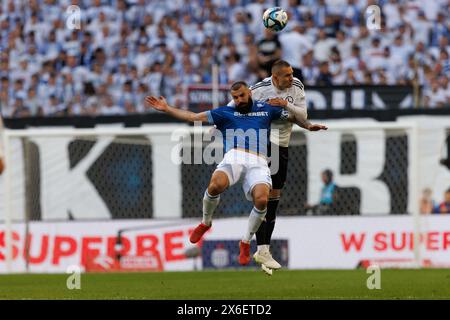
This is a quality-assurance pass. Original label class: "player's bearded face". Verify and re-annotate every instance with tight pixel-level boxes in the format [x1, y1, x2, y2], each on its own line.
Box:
[232, 88, 253, 114]
[236, 97, 253, 114]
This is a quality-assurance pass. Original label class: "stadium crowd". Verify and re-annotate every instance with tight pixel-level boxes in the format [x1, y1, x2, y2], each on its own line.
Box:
[0, 0, 449, 117]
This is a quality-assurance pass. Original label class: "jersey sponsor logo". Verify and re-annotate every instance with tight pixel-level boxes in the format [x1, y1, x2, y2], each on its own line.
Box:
[233, 111, 269, 117]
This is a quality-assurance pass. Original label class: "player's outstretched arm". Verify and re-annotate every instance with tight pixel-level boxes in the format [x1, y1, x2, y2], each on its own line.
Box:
[293, 116, 328, 131]
[304, 122, 328, 131]
[287, 114, 327, 131]
[267, 98, 327, 131]
[145, 96, 208, 123]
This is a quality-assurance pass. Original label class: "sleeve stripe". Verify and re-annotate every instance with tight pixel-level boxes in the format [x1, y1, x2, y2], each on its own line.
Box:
[206, 111, 214, 124]
[250, 82, 271, 90]
[250, 84, 271, 91]
[293, 82, 304, 90]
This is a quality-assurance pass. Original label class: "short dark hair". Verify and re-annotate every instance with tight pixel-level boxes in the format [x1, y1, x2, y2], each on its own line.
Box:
[230, 81, 248, 91]
[323, 169, 333, 180]
[271, 60, 291, 74]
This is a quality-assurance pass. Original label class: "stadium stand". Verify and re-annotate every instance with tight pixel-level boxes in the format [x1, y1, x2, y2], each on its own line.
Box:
[0, 0, 449, 118]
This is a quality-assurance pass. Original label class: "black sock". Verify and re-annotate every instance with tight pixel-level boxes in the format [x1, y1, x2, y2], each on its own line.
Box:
[264, 198, 279, 245]
[256, 220, 266, 245]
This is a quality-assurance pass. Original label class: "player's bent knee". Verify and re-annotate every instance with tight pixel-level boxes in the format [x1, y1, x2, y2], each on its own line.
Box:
[208, 181, 226, 196]
[253, 193, 269, 211]
[208, 173, 229, 195]
[252, 184, 270, 210]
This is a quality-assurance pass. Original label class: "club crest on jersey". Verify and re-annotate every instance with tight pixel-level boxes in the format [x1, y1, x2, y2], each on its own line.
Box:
[286, 96, 294, 103]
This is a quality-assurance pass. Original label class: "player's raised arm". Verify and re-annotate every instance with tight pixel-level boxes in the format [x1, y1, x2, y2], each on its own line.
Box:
[145, 96, 209, 123]
[267, 97, 327, 131]
[287, 113, 328, 131]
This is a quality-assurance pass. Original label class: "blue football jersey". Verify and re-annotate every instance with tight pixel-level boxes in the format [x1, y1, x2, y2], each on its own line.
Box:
[206, 100, 289, 156]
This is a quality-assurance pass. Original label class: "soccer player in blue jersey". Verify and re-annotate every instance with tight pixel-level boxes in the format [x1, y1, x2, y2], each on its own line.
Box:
[145, 81, 305, 265]
[230, 60, 329, 274]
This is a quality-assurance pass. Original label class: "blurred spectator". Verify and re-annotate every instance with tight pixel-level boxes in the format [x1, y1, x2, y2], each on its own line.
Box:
[342, 44, 366, 73]
[430, 12, 449, 47]
[420, 188, 436, 214]
[11, 98, 31, 118]
[335, 30, 352, 59]
[364, 37, 385, 72]
[300, 50, 318, 85]
[225, 53, 246, 83]
[305, 169, 338, 215]
[100, 95, 124, 116]
[26, 87, 40, 116]
[440, 75, 450, 105]
[424, 79, 447, 108]
[316, 61, 333, 86]
[246, 0, 272, 39]
[312, 0, 328, 28]
[0, 90, 10, 116]
[412, 11, 432, 45]
[256, 28, 282, 79]
[314, 29, 336, 62]
[433, 188, 450, 214]
[279, 22, 313, 73]
[328, 48, 342, 79]
[390, 34, 414, 66]
[383, 0, 402, 30]
[334, 67, 361, 85]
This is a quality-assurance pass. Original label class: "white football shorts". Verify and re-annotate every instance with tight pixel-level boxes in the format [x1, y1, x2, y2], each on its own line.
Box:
[215, 148, 272, 201]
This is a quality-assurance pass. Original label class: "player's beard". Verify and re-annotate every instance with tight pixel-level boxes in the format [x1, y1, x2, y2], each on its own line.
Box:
[236, 98, 253, 114]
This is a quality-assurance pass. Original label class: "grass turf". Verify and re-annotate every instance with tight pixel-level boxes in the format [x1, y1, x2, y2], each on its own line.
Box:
[0, 269, 449, 300]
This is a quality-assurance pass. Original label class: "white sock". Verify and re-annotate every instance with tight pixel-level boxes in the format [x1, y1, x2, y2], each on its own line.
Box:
[257, 244, 270, 253]
[202, 190, 220, 226]
[243, 207, 267, 242]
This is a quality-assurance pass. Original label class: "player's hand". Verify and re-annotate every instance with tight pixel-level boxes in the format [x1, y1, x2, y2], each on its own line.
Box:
[145, 96, 169, 112]
[307, 124, 328, 131]
[267, 98, 287, 107]
[0, 157, 4, 175]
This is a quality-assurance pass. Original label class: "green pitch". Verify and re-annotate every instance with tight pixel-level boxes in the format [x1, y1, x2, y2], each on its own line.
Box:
[0, 269, 449, 300]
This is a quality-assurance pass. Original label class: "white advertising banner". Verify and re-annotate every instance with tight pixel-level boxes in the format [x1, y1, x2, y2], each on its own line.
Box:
[1, 215, 449, 273]
[1, 116, 450, 220]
